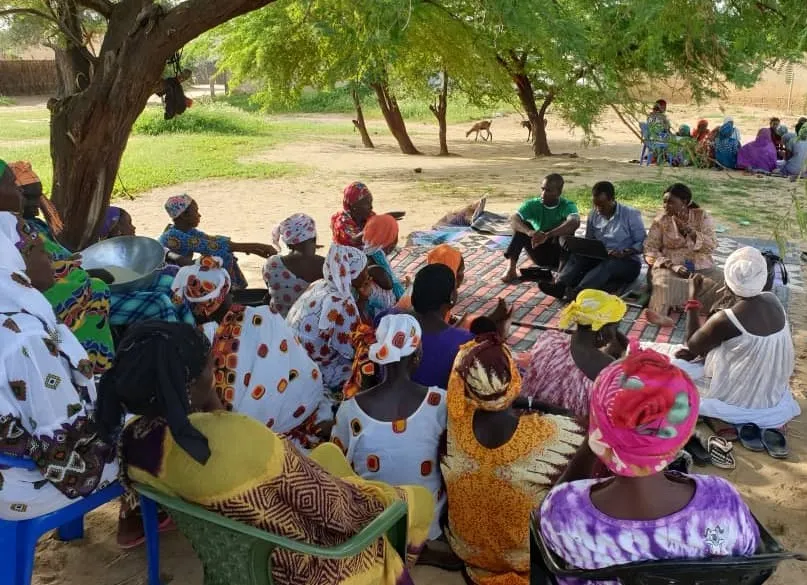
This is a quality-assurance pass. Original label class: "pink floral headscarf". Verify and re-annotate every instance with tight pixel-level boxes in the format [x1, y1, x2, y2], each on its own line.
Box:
[271, 213, 316, 248]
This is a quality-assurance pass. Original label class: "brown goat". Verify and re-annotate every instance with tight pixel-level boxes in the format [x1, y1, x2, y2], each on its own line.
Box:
[466, 120, 493, 142]
[522, 118, 548, 142]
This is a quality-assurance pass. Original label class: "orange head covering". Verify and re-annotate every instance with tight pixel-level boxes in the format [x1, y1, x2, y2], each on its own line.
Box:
[9, 161, 40, 187]
[362, 214, 399, 254]
[427, 244, 462, 277]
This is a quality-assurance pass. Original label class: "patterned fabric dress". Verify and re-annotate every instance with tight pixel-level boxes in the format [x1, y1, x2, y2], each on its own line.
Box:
[263, 256, 312, 318]
[122, 412, 433, 585]
[108, 265, 195, 327]
[211, 304, 330, 451]
[539, 474, 760, 585]
[332, 387, 448, 539]
[159, 224, 248, 289]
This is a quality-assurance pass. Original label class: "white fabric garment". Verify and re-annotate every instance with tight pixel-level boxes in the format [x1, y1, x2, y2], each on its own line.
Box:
[699, 297, 800, 427]
[332, 387, 448, 539]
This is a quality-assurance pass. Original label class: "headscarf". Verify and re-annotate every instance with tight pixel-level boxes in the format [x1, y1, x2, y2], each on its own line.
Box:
[369, 314, 421, 365]
[558, 289, 627, 331]
[99, 206, 122, 239]
[362, 214, 399, 256]
[677, 124, 690, 137]
[320, 244, 367, 331]
[427, 244, 463, 279]
[0, 159, 7, 176]
[454, 333, 520, 412]
[171, 256, 232, 319]
[799, 126, 807, 141]
[272, 213, 316, 248]
[776, 124, 788, 137]
[164, 194, 193, 219]
[588, 345, 699, 477]
[724, 246, 768, 298]
[8, 161, 39, 187]
[97, 321, 212, 464]
[343, 181, 372, 210]
[0, 211, 58, 327]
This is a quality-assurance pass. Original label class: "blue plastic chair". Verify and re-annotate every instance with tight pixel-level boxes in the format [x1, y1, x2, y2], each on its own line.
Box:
[0, 452, 127, 585]
[639, 122, 674, 166]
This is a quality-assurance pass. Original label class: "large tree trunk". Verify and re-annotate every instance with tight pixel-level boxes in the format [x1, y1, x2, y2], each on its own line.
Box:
[429, 69, 449, 156]
[371, 81, 420, 155]
[46, 0, 279, 250]
[351, 88, 374, 148]
[512, 72, 553, 157]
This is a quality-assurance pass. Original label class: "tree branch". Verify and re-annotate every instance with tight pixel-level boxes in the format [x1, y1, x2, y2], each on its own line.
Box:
[76, 0, 114, 19]
[0, 7, 58, 24]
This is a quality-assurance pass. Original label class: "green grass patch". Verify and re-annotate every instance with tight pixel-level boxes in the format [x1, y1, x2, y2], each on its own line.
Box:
[0, 109, 51, 139]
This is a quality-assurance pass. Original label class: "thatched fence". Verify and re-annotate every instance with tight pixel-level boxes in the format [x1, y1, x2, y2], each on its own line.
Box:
[0, 60, 58, 95]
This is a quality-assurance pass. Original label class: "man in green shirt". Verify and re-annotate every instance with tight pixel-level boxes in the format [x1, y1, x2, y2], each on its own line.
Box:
[502, 173, 580, 283]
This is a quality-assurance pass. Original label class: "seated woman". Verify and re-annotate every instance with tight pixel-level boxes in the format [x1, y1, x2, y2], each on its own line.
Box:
[782, 126, 807, 179]
[521, 290, 628, 418]
[96, 321, 433, 585]
[263, 213, 324, 317]
[159, 193, 276, 289]
[172, 256, 331, 451]
[287, 244, 372, 401]
[363, 214, 405, 320]
[539, 347, 759, 581]
[98, 206, 136, 239]
[0, 212, 118, 520]
[443, 331, 582, 585]
[333, 314, 446, 540]
[396, 244, 465, 319]
[644, 183, 724, 328]
[679, 247, 799, 439]
[331, 181, 405, 247]
[713, 118, 741, 169]
[737, 128, 777, 173]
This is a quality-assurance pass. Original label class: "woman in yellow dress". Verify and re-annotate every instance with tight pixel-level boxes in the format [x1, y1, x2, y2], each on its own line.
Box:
[441, 327, 582, 585]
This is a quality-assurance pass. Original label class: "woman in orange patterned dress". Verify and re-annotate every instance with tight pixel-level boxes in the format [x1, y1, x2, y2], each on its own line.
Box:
[441, 332, 582, 585]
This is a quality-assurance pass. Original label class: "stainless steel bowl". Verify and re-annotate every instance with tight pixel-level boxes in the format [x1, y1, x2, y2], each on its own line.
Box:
[79, 236, 165, 293]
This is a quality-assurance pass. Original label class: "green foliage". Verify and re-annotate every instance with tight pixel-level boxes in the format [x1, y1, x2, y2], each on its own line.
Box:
[0, 96, 14, 106]
[133, 103, 271, 136]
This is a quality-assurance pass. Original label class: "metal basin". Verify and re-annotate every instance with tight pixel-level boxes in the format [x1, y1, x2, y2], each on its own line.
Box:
[80, 236, 165, 293]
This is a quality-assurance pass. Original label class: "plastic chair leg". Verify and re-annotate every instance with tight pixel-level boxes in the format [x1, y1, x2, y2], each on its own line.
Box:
[17, 523, 38, 585]
[57, 516, 84, 541]
[140, 495, 162, 585]
[0, 520, 20, 585]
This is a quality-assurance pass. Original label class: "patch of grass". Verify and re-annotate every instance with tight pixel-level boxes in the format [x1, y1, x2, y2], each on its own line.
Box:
[0, 109, 51, 139]
[133, 103, 271, 136]
[0, 95, 15, 106]
[565, 179, 666, 216]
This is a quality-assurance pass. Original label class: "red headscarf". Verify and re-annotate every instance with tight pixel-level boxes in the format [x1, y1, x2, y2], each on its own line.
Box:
[342, 181, 372, 210]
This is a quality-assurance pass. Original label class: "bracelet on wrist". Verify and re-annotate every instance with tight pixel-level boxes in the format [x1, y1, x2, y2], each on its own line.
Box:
[684, 299, 702, 312]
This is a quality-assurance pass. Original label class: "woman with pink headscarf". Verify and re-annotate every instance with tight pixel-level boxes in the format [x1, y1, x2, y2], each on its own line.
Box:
[538, 347, 760, 581]
[736, 128, 778, 173]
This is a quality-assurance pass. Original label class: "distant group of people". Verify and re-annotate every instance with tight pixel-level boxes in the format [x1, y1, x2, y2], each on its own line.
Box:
[0, 157, 799, 585]
[646, 99, 807, 177]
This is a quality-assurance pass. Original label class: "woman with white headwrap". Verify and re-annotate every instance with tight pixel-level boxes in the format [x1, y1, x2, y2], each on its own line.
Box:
[680, 247, 799, 449]
[287, 244, 373, 399]
[171, 256, 331, 451]
[331, 313, 447, 540]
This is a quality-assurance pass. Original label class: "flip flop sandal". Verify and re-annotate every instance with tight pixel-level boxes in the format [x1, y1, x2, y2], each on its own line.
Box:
[705, 418, 739, 442]
[684, 437, 711, 466]
[707, 436, 736, 470]
[737, 423, 765, 452]
[118, 512, 175, 550]
[761, 428, 789, 459]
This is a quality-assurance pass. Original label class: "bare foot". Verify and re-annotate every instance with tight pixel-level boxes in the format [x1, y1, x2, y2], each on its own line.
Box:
[646, 310, 675, 328]
[501, 268, 519, 283]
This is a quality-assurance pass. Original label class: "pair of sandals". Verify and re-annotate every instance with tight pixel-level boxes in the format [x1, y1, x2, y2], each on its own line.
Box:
[686, 434, 736, 470]
[736, 423, 789, 459]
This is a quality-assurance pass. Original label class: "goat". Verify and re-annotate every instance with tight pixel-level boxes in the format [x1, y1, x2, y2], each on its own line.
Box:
[466, 120, 493, 142]
[521, 118, 548, 142]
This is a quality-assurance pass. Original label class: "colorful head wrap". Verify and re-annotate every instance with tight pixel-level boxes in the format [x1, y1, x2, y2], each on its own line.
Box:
[454, 333, 520, 412]
[724, 246, 768, 298]
[343, 181, 372, 210]
[271, 213, 316, 248]
[8, 161, 40, 187]
[776, 124, 788, 137]
[363, 214, 399, 256]
[588, 345, 699, 477]
[369, 314, 421, 365]
[99, 206, 122, 239]
[171, 255, 232, 319]
[558, 289, 627, 331]
[427, 244, 463, 279]
[164, 194, 193, 219]
[677, 124, 690, 137]
[320, 244, 367, 331]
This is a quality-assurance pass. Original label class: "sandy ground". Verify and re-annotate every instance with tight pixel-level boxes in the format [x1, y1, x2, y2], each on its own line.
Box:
[19, 104, 807, 585]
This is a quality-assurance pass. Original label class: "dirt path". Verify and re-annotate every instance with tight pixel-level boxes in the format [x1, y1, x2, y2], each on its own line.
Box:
[31, 107, 807, 585]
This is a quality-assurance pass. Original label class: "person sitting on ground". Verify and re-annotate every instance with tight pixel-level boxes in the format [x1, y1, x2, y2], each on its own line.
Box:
[98, 206, 136, 240]
[96, 321, 434, 585]
[363, 213, 405, 320]
[795, 117, 807, 138]
[539, 347, 759, 581]
[769, 116, 783, 153]
[539, 181, 644, 300]
[502, 173, 580, 283]
[443, 329, 582, 585]
[159, 193, 276, 289]
[782, 125, 807, 179]
[714, 117, 741, 169]
[677, 247, 800, 435]
[737, 128, 777, 173]
[644, 183, 724, 328]
[646, 99, 671, 140]
[333, 314, 447, 540]
[522, 290, 628, 418]
[0, 213, 118, 521]
[172, 256, 331, 451]
[263, 213, 324, 317]
[330, 181, 405, 248]
[287, 244, 372, 401]
[397, 244, 465, 319]
[692, 119, 710, 142]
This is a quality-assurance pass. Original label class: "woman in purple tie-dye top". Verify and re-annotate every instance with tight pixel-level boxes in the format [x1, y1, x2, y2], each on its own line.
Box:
[538, 347, 759, 584]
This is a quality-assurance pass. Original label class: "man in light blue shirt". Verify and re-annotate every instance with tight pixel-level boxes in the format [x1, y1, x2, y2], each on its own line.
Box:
[540, 181, 645, 299]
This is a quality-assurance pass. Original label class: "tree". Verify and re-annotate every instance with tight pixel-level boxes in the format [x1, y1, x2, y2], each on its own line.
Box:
[1, 0, 281, 249]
